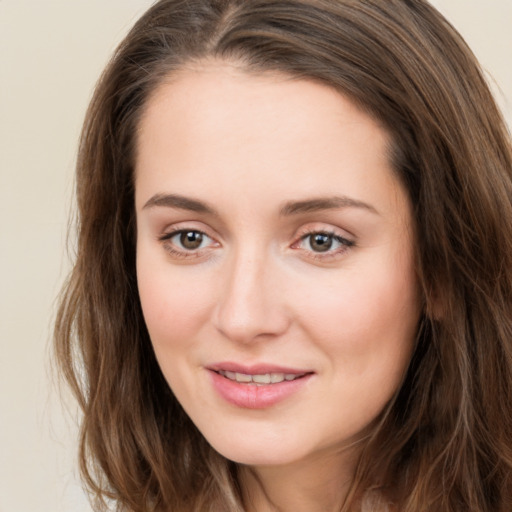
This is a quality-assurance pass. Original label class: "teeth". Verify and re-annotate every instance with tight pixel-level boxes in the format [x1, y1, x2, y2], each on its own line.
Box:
[235, 372, 252, 383]
[218, 370, 302, 384]
[253, 374, 271, 384]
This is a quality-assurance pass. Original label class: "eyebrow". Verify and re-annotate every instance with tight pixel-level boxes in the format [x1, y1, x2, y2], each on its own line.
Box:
[142, 193, 218, 215]
[280, 196, 379, 216]
[142, 193, 378, 216]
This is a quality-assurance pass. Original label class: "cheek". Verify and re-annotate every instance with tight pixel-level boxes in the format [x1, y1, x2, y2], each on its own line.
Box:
[297, 256, 419, 367]
[300, 265, 419, 426]
[136, 253, 214, 351]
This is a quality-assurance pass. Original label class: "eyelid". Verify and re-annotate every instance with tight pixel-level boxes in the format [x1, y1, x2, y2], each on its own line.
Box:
[159, 229, 213, 245]
[292, 223, 355, 244]
[158, 223, 221, 260]
[290, 224, 355, 260]
[294, 230, 354, 249]
[157, 220, 218, 241]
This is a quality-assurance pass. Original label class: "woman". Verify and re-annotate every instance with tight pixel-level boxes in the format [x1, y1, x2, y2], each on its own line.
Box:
[54, 0, 512, 511]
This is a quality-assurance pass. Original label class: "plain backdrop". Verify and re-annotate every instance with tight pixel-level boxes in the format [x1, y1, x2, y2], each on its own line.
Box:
[1, 1, 511, 511]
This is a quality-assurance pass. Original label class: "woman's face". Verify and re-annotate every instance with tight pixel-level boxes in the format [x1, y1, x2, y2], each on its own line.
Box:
[135, 62, 420, 469]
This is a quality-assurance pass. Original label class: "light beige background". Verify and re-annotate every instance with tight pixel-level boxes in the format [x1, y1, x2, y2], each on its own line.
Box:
[1, 1, 510, 511]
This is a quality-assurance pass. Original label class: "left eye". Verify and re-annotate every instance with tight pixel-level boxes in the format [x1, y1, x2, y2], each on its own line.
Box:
[299, 232, 352, 253]
[164, 230, 213, 250]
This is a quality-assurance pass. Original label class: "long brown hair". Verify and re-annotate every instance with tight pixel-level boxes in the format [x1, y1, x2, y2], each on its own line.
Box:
[54, 1, 512, 510]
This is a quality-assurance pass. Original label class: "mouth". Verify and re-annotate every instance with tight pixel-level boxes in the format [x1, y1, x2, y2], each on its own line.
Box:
[207, 364, 314, 409]
[214, 370, 308, 385]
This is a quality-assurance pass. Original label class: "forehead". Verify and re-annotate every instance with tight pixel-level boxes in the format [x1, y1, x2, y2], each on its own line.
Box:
[134, 61, 406, 220]
[138, 62, 387, 143]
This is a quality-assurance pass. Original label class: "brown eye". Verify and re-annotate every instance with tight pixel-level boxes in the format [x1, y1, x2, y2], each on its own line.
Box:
[296, 231, 354, 257]
[159, 228, 217, 259]
[308, 233, 334, 252]
[179, 231, 204, 250]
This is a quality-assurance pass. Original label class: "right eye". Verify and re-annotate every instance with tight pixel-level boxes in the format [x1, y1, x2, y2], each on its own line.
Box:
[159, 229, 217, 258]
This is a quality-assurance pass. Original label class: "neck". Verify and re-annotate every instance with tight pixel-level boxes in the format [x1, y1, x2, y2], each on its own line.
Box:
[239, 446, 360, 512]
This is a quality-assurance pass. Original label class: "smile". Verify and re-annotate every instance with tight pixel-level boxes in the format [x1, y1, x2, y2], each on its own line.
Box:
[216, 370, 305, 385]
[208, 365, 313, 409]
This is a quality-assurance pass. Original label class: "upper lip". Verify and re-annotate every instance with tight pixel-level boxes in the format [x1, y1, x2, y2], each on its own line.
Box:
[207, 362, 312, 375]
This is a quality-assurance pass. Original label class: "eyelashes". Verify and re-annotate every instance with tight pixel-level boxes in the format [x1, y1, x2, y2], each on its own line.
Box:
[292, 230, 354, 259]
[163, 230, 213, 250]
[158, 229, 218, 259]
[158, 227, 354, 262]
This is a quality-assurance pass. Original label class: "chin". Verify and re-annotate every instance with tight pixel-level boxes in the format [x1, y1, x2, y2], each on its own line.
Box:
[216, 445, 300, 467]
[200, 427, 319, 467]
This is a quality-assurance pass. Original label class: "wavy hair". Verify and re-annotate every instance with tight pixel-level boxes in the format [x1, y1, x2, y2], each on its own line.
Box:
[54, 1, 512, 510]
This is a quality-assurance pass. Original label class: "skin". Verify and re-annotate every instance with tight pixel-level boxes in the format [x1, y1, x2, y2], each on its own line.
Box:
[135, 61, 421, 512]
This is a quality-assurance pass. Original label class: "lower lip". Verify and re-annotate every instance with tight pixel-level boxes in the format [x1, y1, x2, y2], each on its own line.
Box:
[208, 370, 312, 409]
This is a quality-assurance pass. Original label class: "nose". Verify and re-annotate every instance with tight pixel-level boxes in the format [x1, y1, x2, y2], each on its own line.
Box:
[213, 248, 291, 344]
